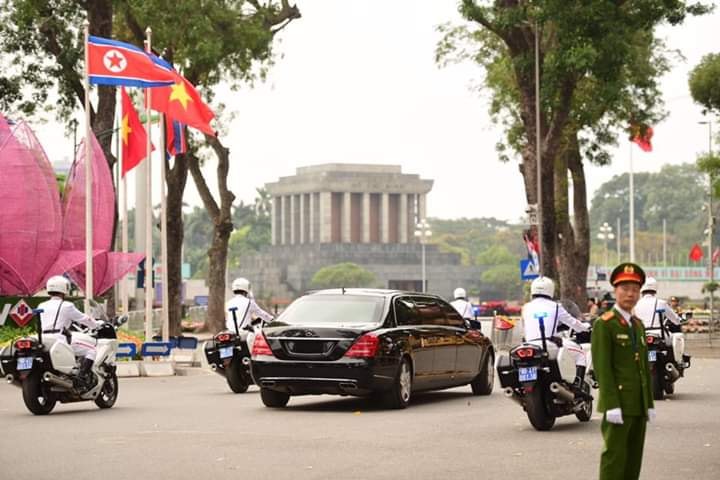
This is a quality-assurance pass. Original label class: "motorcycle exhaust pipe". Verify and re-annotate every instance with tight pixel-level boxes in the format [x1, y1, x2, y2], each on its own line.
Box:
[42, 371, 73, 389]
[241, 357, 251, 366]
[210, 364, 218, 371]
[550, 382, 575, 403]
[665, 363, 680, 382]
[5, 374, 14, 384]
[503, 387, 523, 405]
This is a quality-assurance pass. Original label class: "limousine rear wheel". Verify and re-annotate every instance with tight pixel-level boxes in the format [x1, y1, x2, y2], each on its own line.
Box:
[471, 350, 495, 396]
[260, 388, 290, 408]
[383, 357, 412, 409]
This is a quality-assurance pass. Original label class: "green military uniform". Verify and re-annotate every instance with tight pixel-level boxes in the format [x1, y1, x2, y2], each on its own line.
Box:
[592, 263, 654, 480]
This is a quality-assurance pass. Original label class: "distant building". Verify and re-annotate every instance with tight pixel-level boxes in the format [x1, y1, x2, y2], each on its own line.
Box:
[235, 164, 489, 305]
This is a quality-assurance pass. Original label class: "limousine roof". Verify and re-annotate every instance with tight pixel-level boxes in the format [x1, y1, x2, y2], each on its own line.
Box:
[305, 288, 443, 299]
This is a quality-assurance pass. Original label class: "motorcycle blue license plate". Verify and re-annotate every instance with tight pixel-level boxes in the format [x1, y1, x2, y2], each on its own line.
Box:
[648, 350, 657, 362]
[17, 357, 33, 371]
[219, 346, 234, 359]
[519, 366, 538, 382]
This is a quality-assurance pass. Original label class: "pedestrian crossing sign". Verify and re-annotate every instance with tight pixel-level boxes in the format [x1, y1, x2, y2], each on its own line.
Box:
[520, 259, 539, 280]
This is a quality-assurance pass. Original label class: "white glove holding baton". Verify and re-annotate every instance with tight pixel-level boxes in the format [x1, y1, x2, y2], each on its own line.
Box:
[606, 408, 624, 425]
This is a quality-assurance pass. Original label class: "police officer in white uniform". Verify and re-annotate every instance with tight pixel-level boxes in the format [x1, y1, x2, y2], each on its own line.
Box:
[450, 287, 474, 320]
[225, 278, 273, 348]
[634, 277, 681, 330]
[522, 276, 590, 387]
[38, 276, 98, 386]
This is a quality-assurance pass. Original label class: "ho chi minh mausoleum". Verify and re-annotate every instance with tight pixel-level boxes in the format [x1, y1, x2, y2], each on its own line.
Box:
[234, 164, 487, 304]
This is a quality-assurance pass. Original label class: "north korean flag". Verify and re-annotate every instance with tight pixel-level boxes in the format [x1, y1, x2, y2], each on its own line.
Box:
[87, 35, 176, 88]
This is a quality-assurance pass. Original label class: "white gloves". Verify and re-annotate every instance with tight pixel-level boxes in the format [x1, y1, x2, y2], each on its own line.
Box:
[606, 408, 624, 425]
[648, 408, 656, 423]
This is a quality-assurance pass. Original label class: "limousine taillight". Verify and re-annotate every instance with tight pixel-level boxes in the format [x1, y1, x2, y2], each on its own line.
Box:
[344, 334, 380, 358]
[252, 333, 274, 357]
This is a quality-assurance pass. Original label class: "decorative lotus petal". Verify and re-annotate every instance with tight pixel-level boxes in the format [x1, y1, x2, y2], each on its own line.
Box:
[68, 251, 145, 297]
[61, 134, 115, 252]
[0, 114, 63, 295]
[0, 113, 143, 297]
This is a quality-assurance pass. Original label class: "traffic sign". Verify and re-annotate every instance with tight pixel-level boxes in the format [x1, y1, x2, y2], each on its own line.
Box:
[117, 343, 137, 359]
[520, 259, 539, 280]
[140, 342, 173, 357]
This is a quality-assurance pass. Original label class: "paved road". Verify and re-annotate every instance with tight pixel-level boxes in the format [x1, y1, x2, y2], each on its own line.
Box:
[1, 359, 718, 480]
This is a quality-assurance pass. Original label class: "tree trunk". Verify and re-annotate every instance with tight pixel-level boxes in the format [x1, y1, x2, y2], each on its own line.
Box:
[188, 137, 235, 334]
[87, 1, 119, 316]
[554, 132, 589, 311]
[166, 151, 189, 335]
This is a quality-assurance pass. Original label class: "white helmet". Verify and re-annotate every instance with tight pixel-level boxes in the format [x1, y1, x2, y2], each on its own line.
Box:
[46, 275, 70, 296]
[231, 277, 251, 293]
[453, 287, 467, 299]
[641, 277, 658, 293]
[530, 276, 555, 298]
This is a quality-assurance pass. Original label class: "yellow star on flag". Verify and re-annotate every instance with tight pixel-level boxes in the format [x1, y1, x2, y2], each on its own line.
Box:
[121, 114, 132, 145]
[169, 81, 192, 110]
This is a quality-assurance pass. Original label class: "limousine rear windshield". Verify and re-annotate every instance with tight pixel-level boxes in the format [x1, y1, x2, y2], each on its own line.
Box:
[277, 295, 386, 326]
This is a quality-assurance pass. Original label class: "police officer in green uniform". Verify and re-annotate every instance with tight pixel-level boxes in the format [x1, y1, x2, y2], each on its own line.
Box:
[592, 262, 656, 480]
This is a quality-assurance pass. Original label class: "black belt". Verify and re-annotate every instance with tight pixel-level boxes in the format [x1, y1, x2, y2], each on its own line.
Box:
[43, 329, 62, 333]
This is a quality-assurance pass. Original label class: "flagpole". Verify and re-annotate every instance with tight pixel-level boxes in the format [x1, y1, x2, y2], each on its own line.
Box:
[83, 20, 94, 313]
[144, 27, 154, 342]
[629, 140, 635, 263]
[160, 115, 169, 342]
[121, 89, 129, 315]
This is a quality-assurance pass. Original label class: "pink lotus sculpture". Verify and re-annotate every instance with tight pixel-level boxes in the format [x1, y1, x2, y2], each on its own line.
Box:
[0, 113, 143, 296]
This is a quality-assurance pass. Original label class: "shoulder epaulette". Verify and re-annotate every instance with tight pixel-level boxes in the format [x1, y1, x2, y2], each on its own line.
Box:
[601, 310, 614, 321]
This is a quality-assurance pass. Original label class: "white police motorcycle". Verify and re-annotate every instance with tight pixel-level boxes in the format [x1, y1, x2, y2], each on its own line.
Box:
[497, 301, 595, 431]
[646, 309, 691, 399]
[204, 307, 266, 393]
[0, 301, 126, 415]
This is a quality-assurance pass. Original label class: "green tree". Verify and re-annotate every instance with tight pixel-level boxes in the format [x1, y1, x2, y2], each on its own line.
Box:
[1, 1, 300, 333]
[480, 264, 523, 301]
[689, 53, 720, 115]
[310, 263, 377, 290]
[589, 163, 707, 263]
[437, 0, 707, 309]
[120, 1, 300, 333]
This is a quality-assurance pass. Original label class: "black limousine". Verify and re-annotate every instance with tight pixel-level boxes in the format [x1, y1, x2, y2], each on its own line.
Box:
[250, 289, 495, 409]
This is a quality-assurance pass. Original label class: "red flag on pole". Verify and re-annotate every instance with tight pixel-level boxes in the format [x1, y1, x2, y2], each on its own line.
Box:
[120, 87, 154, 177]
[689, 243, 704, 262]
[630, 124, 653, 152]
[149, 72, 215, 136]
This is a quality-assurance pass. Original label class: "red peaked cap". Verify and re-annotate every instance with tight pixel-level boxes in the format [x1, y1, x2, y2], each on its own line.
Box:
[610, 262, 646, 287]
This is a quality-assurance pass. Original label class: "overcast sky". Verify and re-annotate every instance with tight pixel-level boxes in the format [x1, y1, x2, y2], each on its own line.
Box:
[36, 1, 720, 223]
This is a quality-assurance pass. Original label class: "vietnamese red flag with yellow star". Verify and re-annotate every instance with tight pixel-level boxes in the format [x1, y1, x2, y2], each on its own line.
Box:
[149, 71, 215, 136]
[120, 86, 153, 177]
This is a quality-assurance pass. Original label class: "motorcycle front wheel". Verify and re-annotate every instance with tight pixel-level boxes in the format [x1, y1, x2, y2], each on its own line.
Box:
[525, 387, 556, 431]
[22, 371, 57, 415]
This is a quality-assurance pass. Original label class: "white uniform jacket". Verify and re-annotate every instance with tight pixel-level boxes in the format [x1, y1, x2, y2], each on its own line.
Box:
[634, 294, 681, 328]
[225, 295, 273, 333]
[38, 297, 98, 334]
[521, 297, 588, 342]
[450, 299, 474, 320]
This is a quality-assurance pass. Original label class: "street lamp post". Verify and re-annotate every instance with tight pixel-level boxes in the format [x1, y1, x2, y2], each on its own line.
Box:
[597, 222, 615, 273]
[414, 219, 432, 293]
